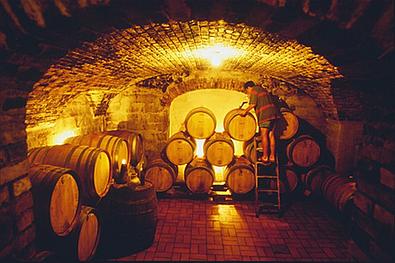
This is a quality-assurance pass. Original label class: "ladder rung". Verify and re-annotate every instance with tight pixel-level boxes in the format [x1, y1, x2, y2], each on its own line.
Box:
[258, 203, 279, 207]
[257, 175, 278, 178]
[257, 189, 279, 192]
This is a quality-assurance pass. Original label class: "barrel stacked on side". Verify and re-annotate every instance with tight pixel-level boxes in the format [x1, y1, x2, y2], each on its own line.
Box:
[27, 130, 152, 261]
[145, 106, 259, 194]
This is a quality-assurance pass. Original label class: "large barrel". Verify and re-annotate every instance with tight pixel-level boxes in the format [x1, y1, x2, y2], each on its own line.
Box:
[223, 108, 256, 141]
[165, 131, 196, 165]
[184, 158, 215, 193]
[28, 144, 112, 204]
[268, 168, 299, 193]
[96, 182, 157, 258]
[185, 107, 216, 139]
[286, 135, 321, 168]
[144, 158, 178, 192]
[29, 165, 81, 239]
[103, 130, 144, 167]
[274, 108, 299, 140]
[224, 157, 255, 194]
[65, 134, 129, 177]
[203, 132, 234, 166]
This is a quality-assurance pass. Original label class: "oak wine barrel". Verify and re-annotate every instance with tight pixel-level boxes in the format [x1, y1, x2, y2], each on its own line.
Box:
[103, 130, 144, 167]
[28, 145, 111, 204]
[96, 182, 157, 258]
[286, 135, 321, 168]
[223, 108, 256, 141]
[29, 165, 81, 239]
[184, 158, 215, 193]
[243, 139, 260, 163]
[274, 108, 299, 140]
[321, 173, 356, 212]
[204, 132, 234, 166]
[65, 134, 129, 178]
[269, 168, 299, 193]
[144, 158, 178, 192]
[224, 157, 255, 194]
[165, 131, 196, 165]
[71, 206, 101, 261]
[185, 107, 216, 139]
[304, 165, 333, 195]
[50, 206, 101, 262]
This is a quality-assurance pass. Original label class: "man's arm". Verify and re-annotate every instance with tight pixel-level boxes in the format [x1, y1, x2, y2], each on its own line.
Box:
[241, 104, 255, 116]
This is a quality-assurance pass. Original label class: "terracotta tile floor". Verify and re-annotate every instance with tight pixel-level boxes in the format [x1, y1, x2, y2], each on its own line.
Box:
[117, 198, 353, 261]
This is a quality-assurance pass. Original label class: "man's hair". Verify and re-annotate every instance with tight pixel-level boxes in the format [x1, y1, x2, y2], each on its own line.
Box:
[243, 81, 255, 89]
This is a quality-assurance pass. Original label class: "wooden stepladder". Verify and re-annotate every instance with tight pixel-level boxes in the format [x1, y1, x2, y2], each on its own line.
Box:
[253, 135, 282, 218]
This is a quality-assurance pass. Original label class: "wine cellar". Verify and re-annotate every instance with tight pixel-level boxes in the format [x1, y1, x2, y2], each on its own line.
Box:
[0, 0, 393, 262]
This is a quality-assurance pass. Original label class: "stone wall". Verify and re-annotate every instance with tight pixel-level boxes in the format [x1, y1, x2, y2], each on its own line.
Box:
[351, 85, 395, 261]
[0, 90, 35, 259]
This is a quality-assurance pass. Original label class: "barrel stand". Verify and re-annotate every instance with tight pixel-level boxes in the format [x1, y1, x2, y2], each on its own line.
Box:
[254, 135, 283, 218]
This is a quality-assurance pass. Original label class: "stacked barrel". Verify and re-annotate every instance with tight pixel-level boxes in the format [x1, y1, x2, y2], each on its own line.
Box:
[27, 130, 154, 260]
[145, 106, 258, 195]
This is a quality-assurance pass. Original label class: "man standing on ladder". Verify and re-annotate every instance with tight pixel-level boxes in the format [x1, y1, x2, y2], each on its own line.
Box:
[241, 81, 281, 164]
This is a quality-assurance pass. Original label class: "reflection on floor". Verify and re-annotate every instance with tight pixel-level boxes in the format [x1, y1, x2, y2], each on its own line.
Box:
[117, 198, 354, 261]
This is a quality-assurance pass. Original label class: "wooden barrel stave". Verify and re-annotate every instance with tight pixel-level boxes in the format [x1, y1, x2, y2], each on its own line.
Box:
[28, 144, 112, 203]
[144, 158, 178, 192]
[274, 108, 299, 140]
[65, 134, 129, 177]
[185, 107, 216, 139]
[223, 109, 256, 141]
[286, 135, 321, 168]
[204, 132, 234, 166]
[269, 168, 299, 193]
[184, 158, 215, 193]
[225, 157, 255, 194]
[96, 182, 158, 258]
[165, 131, 196, 165]
[29, 164, 81, 238]
[104, 130, 144, 167]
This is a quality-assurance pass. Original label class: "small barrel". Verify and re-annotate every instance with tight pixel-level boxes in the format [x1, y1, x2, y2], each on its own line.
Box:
[286, 135, 321, 168]
[223, 108, 256, 141]
[42, 206, 101, 262]
[224, 157, 255, 194]
[70, 206, 101, 262]
[65, 134, 129, 178]
[29, 165, 81, 238]
[184, 158, 215, 193]
[96, 182, 157, 258]
[165, 131, 196, 165]
[304, 165, 333, 195]
[321, 173, 356, 212]
[269, 168, 299, 193]
[185, 107, 216, 139]
[28, 145, 111, 204]
[274, 108, 299, 140]
[144, 158, 178, 192]
[103, 130, 144, 167]
[204, 132, 234, 166]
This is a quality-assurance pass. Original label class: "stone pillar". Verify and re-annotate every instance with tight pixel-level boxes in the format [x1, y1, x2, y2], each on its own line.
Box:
[326, 119, 364, 175]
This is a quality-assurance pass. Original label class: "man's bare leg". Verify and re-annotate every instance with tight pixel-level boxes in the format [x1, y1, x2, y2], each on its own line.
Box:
[260, 127, 269, 162]
[269, 130, 276, 162]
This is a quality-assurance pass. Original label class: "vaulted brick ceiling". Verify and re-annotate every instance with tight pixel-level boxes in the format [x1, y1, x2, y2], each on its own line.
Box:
[26, 20, 342, 127]
[0, 0, 392, 127]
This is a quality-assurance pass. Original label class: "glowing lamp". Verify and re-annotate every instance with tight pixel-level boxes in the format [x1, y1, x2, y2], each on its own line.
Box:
[191, 44, 245, 68]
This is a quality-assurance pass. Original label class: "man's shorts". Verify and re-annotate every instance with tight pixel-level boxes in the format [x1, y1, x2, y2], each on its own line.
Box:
[259, 119, 276, 130]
